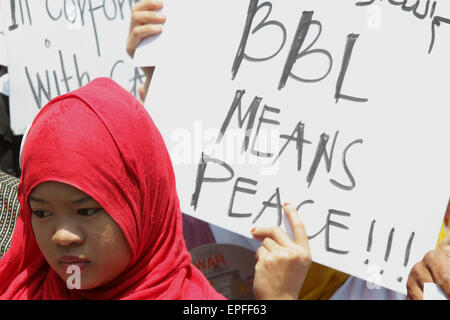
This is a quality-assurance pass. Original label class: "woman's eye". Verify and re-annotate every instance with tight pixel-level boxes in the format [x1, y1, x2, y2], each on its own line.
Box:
[32, 210, 52, 219]
[78, 208, 101, 217]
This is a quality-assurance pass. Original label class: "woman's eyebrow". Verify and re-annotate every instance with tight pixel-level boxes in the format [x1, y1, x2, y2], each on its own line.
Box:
[71, 195, 94, 204]
[29, 196, 47, 203]
[28, 195, 94, 204]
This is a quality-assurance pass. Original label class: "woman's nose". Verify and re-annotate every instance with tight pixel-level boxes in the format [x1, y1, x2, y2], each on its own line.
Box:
[52, 228, 83, 246]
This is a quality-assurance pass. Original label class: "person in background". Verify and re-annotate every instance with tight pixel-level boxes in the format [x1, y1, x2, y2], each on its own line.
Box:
[406, 201, 450, 300]
[0, 65, 22, 178]
[126, 0, 165, 103]
[0, 65, 21, 258]
[0, 170, 20, 258]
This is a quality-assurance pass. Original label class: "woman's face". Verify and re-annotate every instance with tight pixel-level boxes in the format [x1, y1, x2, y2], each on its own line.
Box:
[29, 181, 131, 290]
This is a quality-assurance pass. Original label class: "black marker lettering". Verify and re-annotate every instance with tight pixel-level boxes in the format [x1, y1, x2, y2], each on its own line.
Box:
[25, 67, 52, 109]
[364, 219, 376, 264]
[403, 232, 415, 267]
[251, 105, 280, 158]
[88, 0, 102, 56]
[128, 67, 146, 97]
[296, 200, 327, 240]
[306, 131, 339, 187]
[231, 0, 287, 80]
[326, 209, 351, 255]
[356, 0, 447, 54]
[9, 0, 19, 30]
[355, 0, 376, 5]
[110, 59, 125, 79]
[117, 0, 128, 19]
[335, 34, 368, 104]
[52, 70, 61, 96]
[397, 231, 416, 282]
[430, 15, 450, 53]
[430, 1, 437, 19]
[330, 139, 363, 191]
[216, 90, 262, 153]
[64, 0, 78, 24]
[10, 0, 32, 27]
[278, 11, 332, 90]
[402, 0, 431, 19]
[58, 50, 73, 93]
[25, 0, 31, 25]
[384, 228, 395, 261]
[103, 0, 118, 21]
[272, 121, 311, 171]
[228, 177, 257, 218]
[252, 187, 282, 226]
[76, 0, 88, 25]
[74, 53, 91, 87]
[191, 153, 234, 211]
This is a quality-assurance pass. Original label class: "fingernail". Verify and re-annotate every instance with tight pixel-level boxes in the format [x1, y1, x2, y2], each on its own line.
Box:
[283, 202, 290, 207]
[251, 228, 256, 233]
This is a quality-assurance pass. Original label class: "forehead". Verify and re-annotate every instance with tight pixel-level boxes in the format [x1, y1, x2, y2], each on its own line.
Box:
[29, 181, 93, 203]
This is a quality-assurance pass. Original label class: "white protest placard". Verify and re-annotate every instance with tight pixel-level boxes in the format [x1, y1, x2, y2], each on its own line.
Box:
[0, 74, 9, 96]
[132, 2, 164, 67]
[1, 0, 145, 134]
[0, 3, 7, 66]
[138, 0, 450, 295]
[423, 283, 447, 300]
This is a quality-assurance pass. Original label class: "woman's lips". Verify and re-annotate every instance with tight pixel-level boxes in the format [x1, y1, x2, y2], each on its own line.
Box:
[59, 256, 90, 271]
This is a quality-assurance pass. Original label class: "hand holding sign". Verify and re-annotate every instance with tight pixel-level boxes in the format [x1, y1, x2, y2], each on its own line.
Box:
[126, 0, 166, 102]
[252, 203, 312, 300]
[406, 249, 450, 300]
[126, 0, 165, 58]
[136, 0, 450, 294]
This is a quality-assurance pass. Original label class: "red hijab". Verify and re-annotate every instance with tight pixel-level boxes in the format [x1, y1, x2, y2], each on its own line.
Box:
[0, 78, 224, 300]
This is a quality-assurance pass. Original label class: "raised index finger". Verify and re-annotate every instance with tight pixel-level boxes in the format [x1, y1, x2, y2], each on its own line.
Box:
[283, 203, 309, 248]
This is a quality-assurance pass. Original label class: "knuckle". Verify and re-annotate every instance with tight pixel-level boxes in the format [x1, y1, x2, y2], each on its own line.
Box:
[131, 28, 140, 38]
[423, 250, 437, 264]
[303, 251, 312, 263]
[288, 246, 301, 257]
[256, 247, 263, 256]
[406, 277, 414, 292]
[131, 5, 140, 13]
[259, 254, 273, 266]
[295, 249, 311, 265]
[273, 226, 284, 236]
[153, 12, 166, 23]
[292, 221, 302, 230]
[409, 263, 420, 278]
[131, 11, 140, 20]
[277, 250, 290, 261]
[441, 276, 450, 289]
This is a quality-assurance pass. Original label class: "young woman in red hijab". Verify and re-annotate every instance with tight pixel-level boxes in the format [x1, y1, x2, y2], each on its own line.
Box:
[0, 78, 311, 300]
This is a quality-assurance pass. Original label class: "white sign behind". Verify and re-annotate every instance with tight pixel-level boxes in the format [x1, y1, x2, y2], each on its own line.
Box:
[2, 0, 145, 134]
[138, 0, 450, 295]
[0, 3, 7, 66]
